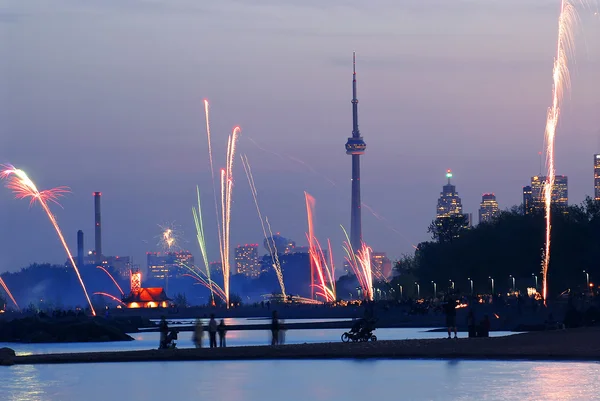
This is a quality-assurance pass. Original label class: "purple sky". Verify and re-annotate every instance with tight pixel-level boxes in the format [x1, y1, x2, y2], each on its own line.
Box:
[1, 1, 599, 272]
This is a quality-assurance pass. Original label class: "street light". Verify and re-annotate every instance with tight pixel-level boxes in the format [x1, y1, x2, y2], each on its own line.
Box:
[489, 276, 495, 294]
[432, 281, 437, 296]
[509, 275, 515, 292]
[468, 277, 474, 295]
[532, 273, 538, 290]
[584, 270, 590, 288]
[449, 279, 455, 290]
[399, 285, 403, 299]
[415, 281, 420, 299]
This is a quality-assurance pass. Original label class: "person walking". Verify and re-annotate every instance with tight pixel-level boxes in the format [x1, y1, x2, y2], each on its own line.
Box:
[193, 318, 204, 348]
[218, 319, 227, 347]
[208, 314, 218, 348]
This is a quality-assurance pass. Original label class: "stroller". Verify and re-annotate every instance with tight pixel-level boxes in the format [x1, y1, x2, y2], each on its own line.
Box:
[341, 318, 377, 342]
[159, 329, 179, 349]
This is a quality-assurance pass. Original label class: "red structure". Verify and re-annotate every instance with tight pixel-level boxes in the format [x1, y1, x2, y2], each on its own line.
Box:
[123, 268, 170, 308]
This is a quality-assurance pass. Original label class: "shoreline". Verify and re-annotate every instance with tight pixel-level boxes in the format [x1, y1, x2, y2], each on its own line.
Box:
[4, 328, 600, 366]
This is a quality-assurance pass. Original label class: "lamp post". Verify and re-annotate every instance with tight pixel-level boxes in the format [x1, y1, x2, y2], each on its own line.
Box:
[399, 284, 403, 299]
[532, 273, 538, 290]
[468, 277, 474, 295]
[432, 281, 437, 296]
[489, 276, 494, 295]
[449, 280, 455, 290]
[509, 275, 515, 292]
[415, 282, 420, 299]
[584, 270, 590, 288]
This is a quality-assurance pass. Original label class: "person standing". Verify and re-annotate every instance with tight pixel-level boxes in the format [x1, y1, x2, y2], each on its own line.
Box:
[159, 316, 169, 349]
[193, 318, 204, 348]
[271, 311, 280, 345]
[444, 297, 458, 339]
[208, 314, 218, 348]
[218, 319, 227, 347]
[467, 310, 476, 338]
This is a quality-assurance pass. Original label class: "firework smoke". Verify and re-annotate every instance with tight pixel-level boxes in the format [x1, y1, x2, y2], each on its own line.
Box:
[1, 164, 96, 315]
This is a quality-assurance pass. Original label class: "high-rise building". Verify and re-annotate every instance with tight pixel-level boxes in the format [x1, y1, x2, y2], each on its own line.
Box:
[436, 170, 464, 218]
[209, 261, 223, 276]
[345, 52, 367, 252]
[146, 251, 194, 280]
[77, 230, 84, 269]
[479, 193, 499, 224]
[530, 175, 568, 209]
[235, 244, 260, 277]
[371, 252, 392, 280]
[264, 234, 296, 255]
[594, 154, 600, 200]
[523, 186, 533, 214]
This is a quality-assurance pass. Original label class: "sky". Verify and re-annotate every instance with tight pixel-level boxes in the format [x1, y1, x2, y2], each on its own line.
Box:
[1, 0, 599, 273]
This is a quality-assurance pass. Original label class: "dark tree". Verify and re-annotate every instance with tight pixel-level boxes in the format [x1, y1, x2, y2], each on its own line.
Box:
[427, 214, 469, 243]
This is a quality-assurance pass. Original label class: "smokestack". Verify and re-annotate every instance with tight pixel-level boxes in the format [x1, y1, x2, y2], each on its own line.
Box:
[94, 192, 102, 264]
[77, 230, 84, 268]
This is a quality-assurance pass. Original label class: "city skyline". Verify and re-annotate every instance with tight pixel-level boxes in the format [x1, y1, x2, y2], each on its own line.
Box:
[1, 1, 599, 271]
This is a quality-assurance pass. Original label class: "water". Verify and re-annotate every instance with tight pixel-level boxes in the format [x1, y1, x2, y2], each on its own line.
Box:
[0, 326, 516, 356]
[2, 359, 599, 401]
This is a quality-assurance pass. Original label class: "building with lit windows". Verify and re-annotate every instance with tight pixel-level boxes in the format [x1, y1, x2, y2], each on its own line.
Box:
[264, 234, 296, 255]
[147, 251, 195, 280]
[530, 175, 568, 209]
[523, 186, 533, 214]
[436, 170, 463, 218]
[595, 154, 600, 201]
[479, 193, 499, 224]
[371, 252, 392, 280]
[235, 244, 260, 277]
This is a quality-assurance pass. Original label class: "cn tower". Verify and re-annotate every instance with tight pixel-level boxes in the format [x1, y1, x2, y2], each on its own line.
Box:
[345, 52, 366, 252]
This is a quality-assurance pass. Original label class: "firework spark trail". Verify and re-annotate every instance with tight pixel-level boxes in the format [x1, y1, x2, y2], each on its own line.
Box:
[0, 277, 19, 311]
[203, 99, 224, 282]
[304, 192, 336, 302]
[1, 164, 96, 315]
[241, 154, 287, 297]
[341, 225, 373, 301]
[182, 273, 227, 302]
[192, 187, 215, 304]
[93, 292, 126, 306]
[542, 0, 582, 302]
[219, 126, 241, 306]
[96, 266, 124, 296]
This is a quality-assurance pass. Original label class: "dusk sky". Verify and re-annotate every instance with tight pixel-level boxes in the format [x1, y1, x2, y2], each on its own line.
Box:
[1, 1, 599, 273]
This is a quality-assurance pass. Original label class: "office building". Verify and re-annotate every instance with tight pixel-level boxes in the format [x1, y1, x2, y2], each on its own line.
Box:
[235, 244, 260, 277]
[530, 175, 568, 209]
[437, 170, 464, 218]
[147, 251, 194, 280]
[479, 193, 499, 224]
[523, 186, 533, 214]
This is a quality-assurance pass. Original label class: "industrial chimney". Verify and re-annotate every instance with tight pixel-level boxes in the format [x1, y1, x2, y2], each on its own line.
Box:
[94, 192, 102, 265]
[77, 230, 84, 268]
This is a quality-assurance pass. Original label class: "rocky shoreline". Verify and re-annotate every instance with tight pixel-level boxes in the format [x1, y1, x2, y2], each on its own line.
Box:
[3, 327, 600, 366]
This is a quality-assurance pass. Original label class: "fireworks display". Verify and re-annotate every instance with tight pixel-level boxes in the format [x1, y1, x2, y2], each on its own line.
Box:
[541, 0, 582, 302]
[93, 292, 126, 306]
[96, 266, 124, 296]
[241, 154, 287, 297]
[0, 276, 20, 311]
[192, 187, 215, 304]
[0, 164, 96, 315]
[304, 192, 337, 302]
[342, 225, 373, 301]
[157, 223, 181, 252]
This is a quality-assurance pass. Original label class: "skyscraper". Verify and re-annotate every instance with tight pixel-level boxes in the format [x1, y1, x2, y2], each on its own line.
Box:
[235, 244, 260, 277]
[530, 175, 568, 209]
[523, 186, 533, 214]
[478, 193, 499, 224]
[345, 52, 366, 252]
[594, 154, 600, 200]
[436, 170, 464, 218]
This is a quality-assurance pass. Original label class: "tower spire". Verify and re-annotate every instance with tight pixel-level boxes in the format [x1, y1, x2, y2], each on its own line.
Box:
[352, 51, 360, 138]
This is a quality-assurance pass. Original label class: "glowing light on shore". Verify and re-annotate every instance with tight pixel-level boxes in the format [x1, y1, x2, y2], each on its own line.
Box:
[1, 164, 95, 315]
[0, 277, 20, 311]
[541, 0, 583, 303]
[96, 266, 124, 296]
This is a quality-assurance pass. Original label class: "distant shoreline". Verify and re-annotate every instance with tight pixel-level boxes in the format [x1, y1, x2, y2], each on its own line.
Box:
[4, 328, 600, 366]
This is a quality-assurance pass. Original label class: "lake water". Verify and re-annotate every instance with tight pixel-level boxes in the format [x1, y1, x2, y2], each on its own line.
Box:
[2, 359, 599, 401]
